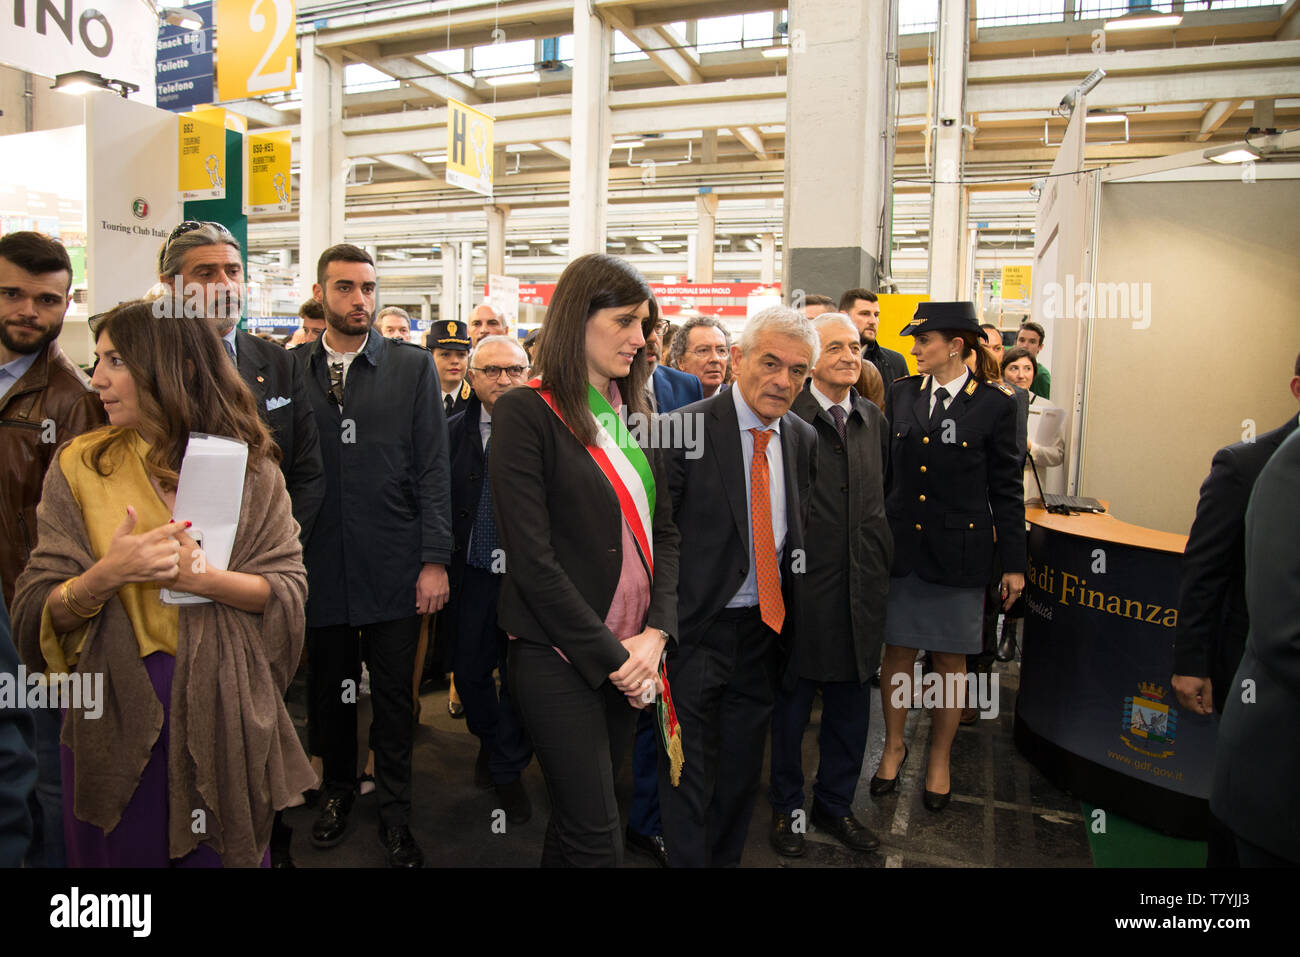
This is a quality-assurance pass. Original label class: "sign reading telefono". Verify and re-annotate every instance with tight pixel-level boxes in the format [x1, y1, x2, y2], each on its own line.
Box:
[2, 1, 158, 105]
[156, 0, 214, 112]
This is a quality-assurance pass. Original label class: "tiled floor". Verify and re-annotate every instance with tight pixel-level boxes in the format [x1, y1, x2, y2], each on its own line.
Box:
[281, 660, 1093, 868]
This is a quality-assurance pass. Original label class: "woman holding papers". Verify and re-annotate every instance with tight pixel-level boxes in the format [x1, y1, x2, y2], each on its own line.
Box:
[1002, 347, 1066, 504]
[11, 301, 314, 867]
[491, 254, 680, 866]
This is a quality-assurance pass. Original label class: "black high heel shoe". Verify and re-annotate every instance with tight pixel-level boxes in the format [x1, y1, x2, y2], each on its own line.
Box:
[868, 745, 908, 797]
[922, 788, 951, 812]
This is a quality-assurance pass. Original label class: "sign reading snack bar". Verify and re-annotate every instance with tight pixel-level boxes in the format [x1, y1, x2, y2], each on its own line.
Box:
[245, 130, 291, 213]
[446, 98, 494, 197]
[216, 0, 296, 101]
[179, 106, 228, 201]
[157, 0, 214, 112]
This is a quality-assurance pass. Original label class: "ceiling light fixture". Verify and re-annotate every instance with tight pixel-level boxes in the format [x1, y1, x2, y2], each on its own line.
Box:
[158, 6, 204, 30]
[1203, 144, 1261, 164]
[761, 46, 789, 59]
[1104, 13, 1182, 31]
[52, 70, 139, 98]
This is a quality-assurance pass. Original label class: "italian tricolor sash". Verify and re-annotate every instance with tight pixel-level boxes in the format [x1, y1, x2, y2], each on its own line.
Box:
[530, 379, 684, 786]
[530, 379, 655, 576]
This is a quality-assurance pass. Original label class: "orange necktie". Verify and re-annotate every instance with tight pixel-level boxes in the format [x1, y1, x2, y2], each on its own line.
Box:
[749, 428, 785, 633]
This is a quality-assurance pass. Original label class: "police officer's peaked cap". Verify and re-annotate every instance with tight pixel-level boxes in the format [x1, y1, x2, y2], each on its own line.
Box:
[900, 301, 981, 338]
[427, 319, 471, 351]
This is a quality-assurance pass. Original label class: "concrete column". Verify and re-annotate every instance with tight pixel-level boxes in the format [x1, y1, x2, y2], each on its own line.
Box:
[926, 0, 969, 300]
[686, 233, 698, 282]
[695, 194, 719, 283]
[299, 35, 346, 284]
[701, 129, 718, 165]
[486, 204, 510, 277]
[760, 233, 777, 284]
[783, 0, 891, 301]
[420, 294, 432, 326]
[569, 5, 611, 255]
[440, 243, 457, 323]
[459, 240, 474, 324]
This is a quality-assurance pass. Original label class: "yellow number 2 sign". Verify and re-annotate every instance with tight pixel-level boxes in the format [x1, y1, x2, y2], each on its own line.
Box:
[217, 0, 297, 101]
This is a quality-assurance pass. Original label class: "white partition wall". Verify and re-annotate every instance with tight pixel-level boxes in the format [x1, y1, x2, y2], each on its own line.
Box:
[1079, 172, 1300, 535]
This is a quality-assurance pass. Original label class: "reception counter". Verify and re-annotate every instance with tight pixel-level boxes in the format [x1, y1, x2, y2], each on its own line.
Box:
[1013, 503, 1218, 838]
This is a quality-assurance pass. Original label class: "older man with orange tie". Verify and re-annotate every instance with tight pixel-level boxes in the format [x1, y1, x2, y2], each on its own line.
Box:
[657, 306, 818, 867]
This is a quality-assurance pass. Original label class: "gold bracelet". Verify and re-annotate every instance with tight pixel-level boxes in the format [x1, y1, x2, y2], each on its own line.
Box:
[61, 579, 103, 619]
[74, 575, 106, 605]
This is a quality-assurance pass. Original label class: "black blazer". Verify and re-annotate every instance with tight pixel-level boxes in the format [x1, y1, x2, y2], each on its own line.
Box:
[295, 332, 453, 628]
[490, 386, 680, 691]
[441, 378, 472, 418]
[1174, 415, 1298, 702]
[1211, 427, 1300, 862]
[884, 373, 1025, 587]
[662, 388, 816, 662]
[446, 393, 488, 585]
[235, 329, 325, 545]
[791, 384, 892, 684]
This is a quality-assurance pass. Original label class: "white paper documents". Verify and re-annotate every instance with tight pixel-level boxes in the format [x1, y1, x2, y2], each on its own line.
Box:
[161, 433, 248, 605]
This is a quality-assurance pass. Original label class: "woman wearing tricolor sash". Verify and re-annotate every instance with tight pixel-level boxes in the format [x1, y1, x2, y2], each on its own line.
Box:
[490, 254, 680, 867]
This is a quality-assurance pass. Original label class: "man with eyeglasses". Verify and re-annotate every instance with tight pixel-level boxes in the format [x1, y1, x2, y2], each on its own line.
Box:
[667, 316, 731, 399]
[644, 317, 702, 415]
[443, 335, 534, 825]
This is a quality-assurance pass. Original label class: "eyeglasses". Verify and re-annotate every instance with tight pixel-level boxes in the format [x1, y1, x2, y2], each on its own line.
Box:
[471, 365, 529, 380]
[650, 319, 668, 335]
[164, 220, 234, 257]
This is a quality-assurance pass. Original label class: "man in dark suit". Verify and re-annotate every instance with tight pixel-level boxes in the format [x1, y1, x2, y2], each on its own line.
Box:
[296, 244, 453, 868]
[658, 306, 818, 868]
[158, 222, 326, 867]
[445, 334, 533, 823]
[160, 223, 326, 546]
[768, 313, 892, 857]
[1175, 356, 1299, 866]
[626, 315, 702, 865]
[0, 591, 36, 867]
[1174, 356, 1300, 717]
[840, 288, 908, 386]
[1211, 426, 1300, 866]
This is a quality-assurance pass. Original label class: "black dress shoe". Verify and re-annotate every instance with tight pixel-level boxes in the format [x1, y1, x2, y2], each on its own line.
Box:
[624, 826, 669, 868]
[769, 810, 806, 858]
[495, 778, 532, 826]
[868, 745, 908, 797]
[922, 788, 951, 813]
[811, 806, 880, 852]
[474, 745, 493, 790]
[311, 796, 352, 848]
[378, 824, 424, 868]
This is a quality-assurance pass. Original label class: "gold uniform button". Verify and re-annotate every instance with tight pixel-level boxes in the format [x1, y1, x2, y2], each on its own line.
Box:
[922, 436, 930, 445]
[968, 523, 974, 529]
[918, 494, 926, 502]
[914, 523, 922, 531]
[961, 441, 968, 448]
[919, 466, 927, 473]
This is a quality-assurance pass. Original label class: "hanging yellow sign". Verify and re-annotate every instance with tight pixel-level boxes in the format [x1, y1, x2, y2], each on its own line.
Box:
[446, 98, 494, 197]
[245, 129, 292, 214]
[179, 106, 228, 201]
[216, 0, 297, 101]
[1001, 265, 1033, 304]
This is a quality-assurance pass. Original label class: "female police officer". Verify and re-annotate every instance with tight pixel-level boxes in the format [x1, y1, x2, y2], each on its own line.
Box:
[870, 302, 1025, 811]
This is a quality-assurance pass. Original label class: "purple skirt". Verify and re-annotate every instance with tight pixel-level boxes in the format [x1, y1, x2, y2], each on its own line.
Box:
[62, 651, 270, 868]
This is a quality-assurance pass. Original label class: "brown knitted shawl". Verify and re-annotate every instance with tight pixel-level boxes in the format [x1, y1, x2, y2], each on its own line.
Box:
[11, 447, 316, 866]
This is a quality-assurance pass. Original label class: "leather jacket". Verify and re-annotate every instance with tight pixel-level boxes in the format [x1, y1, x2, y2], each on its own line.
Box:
[0, 342, 106, 606]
